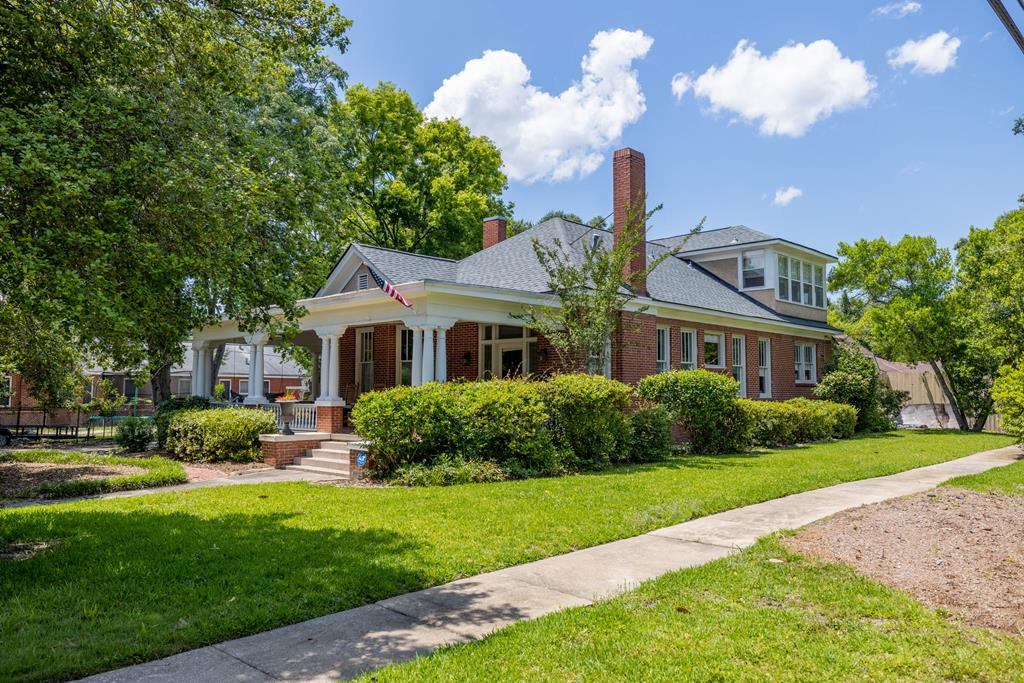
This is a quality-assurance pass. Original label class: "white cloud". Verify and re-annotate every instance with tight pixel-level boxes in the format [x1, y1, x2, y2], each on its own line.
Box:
[872, 2, 922, 18]
[887, 31, 961, 74]
[424, 29, 653, 183]
[981, 31, 993, 42]
[670, 39, 875, 137]
[772, 186, 803, 206]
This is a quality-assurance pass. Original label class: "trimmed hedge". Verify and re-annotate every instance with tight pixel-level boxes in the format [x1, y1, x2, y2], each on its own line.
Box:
[538, 373, 634, 470]
[627, 402, 674, 462]
[352, 380, 558, 479]
[742, 398, 857, 447]
[165, 408, 277, 462]
[155, 396, 209, 447]
[637, 370, 751, 454]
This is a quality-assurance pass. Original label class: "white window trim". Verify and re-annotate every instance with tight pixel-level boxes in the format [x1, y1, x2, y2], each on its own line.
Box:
[732, 334, 747, 398]
[239, 379, 249, 395]
[1, 374, 11, 408]
[777, 254, 827, 310]
[680, 328, 697, 370]
[758, 338, 772, 399]
[356, 327, 374, 393]
[656, 326, 670, 373]
[396, 325, 414, 386]
[478, 324, 538, 379]
[703, 331, 725, 369]
[795, 342, 818, 385]
[739, 250, 768, 290]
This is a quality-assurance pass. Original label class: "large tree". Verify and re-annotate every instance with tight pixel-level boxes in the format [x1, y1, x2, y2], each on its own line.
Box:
[828, 235, 999, 431]
[329, 83, 510, 259]
[0, 0, 351, 404]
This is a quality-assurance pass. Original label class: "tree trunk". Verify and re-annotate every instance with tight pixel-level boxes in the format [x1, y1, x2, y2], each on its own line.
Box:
[208, 343, 226, 397]
[970, 397, 994, 433]
[928, 360, 969, 431]
[151, 364, 172, 406]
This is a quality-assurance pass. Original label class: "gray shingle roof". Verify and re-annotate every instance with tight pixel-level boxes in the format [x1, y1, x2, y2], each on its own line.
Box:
[651, 225, 775, 253]
[349, 217, 835, 331]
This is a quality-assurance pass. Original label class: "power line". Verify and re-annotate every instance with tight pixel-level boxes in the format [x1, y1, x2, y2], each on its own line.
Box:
[987, 0, 1024, 56]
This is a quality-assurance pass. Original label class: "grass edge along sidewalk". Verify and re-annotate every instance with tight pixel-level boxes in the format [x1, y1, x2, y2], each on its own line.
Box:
[0, 431, 1013, 682]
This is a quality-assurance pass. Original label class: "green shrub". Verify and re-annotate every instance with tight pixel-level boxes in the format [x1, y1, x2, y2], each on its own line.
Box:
[154, 395, 209, 447]
[815, 342, 907, 432]
[739, 398, 857, 447]
[638, 369, 751, 454]
[740, 399, 797, 447]
[992, 365, 1024, 444]
[353, 380, 558, 479]
[115, 417, 155, 452]
[165, 408, 277, 462]
[627, 402, 673, 462]
[537, 374, 633, 469]
[390, 457, 508, 487]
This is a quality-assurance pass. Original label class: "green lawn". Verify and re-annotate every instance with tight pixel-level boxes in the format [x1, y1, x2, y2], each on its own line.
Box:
[363, 537, 1024, 682]
[0, 450, 186, 499]
[944, 452, 1024, 495]
[0, 431, 1011, 682]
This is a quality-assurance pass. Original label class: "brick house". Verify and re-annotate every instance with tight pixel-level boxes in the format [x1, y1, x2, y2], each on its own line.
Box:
[193, 147, 838, 434]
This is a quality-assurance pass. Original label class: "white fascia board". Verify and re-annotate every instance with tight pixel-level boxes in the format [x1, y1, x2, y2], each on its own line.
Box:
[681, 239, 837, 263]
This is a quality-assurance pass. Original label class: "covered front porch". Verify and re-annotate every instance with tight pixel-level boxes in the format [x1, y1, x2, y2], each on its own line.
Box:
[191, 281, 557, 432]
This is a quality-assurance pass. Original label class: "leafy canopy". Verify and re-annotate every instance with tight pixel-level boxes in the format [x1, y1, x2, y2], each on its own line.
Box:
[329, 83, 510, 259]
[0, 0, 351, 404]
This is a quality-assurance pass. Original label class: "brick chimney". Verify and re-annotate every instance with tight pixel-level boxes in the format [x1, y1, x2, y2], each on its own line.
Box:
[613, 147, 647, 296]
[482, 216, 507, 250]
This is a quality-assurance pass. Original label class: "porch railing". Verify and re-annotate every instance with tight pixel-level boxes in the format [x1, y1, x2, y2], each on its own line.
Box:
[259, 403, 317, 432]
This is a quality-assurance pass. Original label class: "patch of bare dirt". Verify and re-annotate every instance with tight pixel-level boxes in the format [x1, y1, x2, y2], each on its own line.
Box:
[785, 488, 1024, 634]
[0, 539, 61, 561]
[0, 462, 146, 499]
[311, 477, 390, 489]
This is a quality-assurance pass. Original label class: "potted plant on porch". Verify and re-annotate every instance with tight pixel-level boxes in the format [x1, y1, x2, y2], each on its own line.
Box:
[275, 390, 299, 435]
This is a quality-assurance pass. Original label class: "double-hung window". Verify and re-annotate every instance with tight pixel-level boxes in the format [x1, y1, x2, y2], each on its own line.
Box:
[731, 335, 746, 397]
[680, 329, 696, 370]
[758, 338, 772, 398]
[794, 342, 816, 384]
[398, 327, 415, 385]
[703, 332, 724, 368]
[656, 327, 670, 373]
[741, 251, 765, 288]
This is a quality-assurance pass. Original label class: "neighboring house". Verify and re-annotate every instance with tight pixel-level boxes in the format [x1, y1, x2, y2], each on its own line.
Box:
[194, 147, 839, 433]
[0, 344, 306, 426]
[170, 343, 307, 400]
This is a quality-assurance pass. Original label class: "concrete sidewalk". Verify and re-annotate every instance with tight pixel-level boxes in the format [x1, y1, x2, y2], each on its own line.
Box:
[81, 444, 1021, 683]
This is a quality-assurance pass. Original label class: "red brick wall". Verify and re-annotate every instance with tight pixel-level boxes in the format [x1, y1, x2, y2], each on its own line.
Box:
[611, 311, 658, 384]
[651, 317, 830, 400]
[447, 321, 480, 380]
[261, 437, 321, 468]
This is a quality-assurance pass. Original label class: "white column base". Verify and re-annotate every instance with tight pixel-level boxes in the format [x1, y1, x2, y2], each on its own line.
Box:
[315, 397, 346, 407]
[243, 395, 269, 405]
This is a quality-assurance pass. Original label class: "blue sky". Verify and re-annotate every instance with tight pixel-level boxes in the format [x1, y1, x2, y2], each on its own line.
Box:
[328, 1, 1023, 254]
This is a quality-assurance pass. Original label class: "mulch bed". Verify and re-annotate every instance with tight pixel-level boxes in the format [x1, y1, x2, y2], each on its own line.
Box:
[785, 488, 1024, 634]
[0, 462, 146, 499]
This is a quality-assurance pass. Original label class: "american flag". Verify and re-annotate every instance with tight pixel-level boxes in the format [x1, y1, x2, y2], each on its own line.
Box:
[369, 267, 412, 308]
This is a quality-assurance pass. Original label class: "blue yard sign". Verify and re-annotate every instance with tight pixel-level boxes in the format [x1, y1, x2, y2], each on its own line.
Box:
[356, 451, 368, 468]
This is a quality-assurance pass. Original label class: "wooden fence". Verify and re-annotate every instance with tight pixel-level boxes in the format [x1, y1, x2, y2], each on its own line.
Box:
[882, 370, 1004, 433]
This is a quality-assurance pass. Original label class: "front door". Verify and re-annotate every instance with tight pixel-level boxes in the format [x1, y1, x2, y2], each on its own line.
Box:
[356, 328, 374, 395]
[501, 348, 524, 378]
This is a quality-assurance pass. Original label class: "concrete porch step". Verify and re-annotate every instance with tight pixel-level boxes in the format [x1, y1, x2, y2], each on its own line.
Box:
[284, 464, 350, 477]
[308, 448, 349, 460]
[293, 456, 350, 474]
[317, 441, 351, 453]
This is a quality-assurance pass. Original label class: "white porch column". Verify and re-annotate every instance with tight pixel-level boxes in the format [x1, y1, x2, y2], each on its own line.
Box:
[318, 335, 331, 401]
[421, 327, 436, 384]
[191, 346, 203, 396]
[411, 327, 424, 387]
[243, 333, 269, 405]
[435, 327, 448, 382]
[328, 335, 341, 400]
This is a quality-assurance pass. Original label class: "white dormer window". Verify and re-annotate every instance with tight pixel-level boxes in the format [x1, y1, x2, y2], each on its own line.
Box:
[591, 234, 602, 250]
[741, 251, 765, 288]
[777, 254, 826, 309]
[357, 272, 369, 290]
